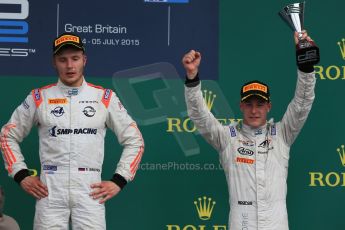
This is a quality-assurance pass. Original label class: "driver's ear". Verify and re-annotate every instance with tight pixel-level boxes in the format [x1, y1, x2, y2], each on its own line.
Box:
[267, 102, 272, 112]
[240, 102, 244, 112]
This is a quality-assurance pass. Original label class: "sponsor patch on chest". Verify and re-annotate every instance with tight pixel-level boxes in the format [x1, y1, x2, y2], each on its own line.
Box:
[48, 98, 68, 104]
[237, 147, 254, 156]
[236, 157, 255, 164]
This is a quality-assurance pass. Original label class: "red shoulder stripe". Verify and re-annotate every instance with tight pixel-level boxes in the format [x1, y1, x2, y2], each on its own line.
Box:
[31, 88, 43, 108]
[87, 83, 104, 90]
[41, 83, 57, 90]
[101, 89, 112, 108]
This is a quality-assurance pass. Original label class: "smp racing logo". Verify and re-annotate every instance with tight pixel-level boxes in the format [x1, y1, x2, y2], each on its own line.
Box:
[314, 38, 345, 80]
[0, 0, 35, 57]
[167, 89, 241, 133]
[49, 126, 97, 137]
[309, 144, 345, 187]
[166, 196, 226, 230]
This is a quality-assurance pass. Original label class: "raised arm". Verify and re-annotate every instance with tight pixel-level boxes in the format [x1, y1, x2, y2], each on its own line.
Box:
[280, 31, 317, 146]
[183, 50, 230, 152]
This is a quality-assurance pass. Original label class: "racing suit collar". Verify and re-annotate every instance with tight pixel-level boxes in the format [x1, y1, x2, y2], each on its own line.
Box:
[57, 77, 87, 96]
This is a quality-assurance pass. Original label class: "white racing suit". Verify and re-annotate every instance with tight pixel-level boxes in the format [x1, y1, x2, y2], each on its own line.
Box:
[0, 78, 144, 229]
[185, 70, 315, 230]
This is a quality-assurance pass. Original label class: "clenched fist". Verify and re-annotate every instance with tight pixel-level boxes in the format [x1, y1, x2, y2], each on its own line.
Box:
[182, 50, 201, 80]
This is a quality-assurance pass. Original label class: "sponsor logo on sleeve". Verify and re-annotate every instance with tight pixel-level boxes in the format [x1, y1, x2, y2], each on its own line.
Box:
[229, 126, 236, 137]
[22, 99, 30, 109]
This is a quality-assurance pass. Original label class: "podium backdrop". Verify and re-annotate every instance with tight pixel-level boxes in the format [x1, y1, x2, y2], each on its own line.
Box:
[1, 0, 344, 229]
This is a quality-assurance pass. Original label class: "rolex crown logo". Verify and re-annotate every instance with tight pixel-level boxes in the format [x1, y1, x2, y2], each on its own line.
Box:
[337, 38, 345, 60]
[203, 90, 216, 111]
[194, 196, 216, 220]
[337, 145, 345, 167]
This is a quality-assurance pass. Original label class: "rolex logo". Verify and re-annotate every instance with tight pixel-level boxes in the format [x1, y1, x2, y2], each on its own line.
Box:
[194, 196, 216, 220]
[337, 145, 345, 166]
[337, 38, 345, 60]
[203, 90, 216, 111]
[309, 144, 345, 187]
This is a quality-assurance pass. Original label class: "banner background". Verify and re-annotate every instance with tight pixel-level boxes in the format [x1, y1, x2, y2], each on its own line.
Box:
[1, 0, 344, 229]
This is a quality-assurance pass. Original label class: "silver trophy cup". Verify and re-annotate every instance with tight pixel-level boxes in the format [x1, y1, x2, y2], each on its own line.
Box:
[279, 2, 319, 65]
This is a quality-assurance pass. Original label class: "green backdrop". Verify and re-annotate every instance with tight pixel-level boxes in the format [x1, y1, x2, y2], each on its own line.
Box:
[1, 0, 345, 229]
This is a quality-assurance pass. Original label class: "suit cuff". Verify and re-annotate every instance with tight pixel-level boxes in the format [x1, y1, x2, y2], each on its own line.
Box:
[185, 73, 200, 87]
[14, 169, 30, 184]
[111, 173, 127, 189]
[298, 65, 314, 73]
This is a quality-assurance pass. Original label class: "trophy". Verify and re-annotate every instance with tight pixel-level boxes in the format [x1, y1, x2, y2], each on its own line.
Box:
[279, 2, 320, 66]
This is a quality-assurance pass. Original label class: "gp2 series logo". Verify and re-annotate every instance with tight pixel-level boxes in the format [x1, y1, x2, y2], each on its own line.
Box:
[0, 0, 29, 43]
[0, 0, 35, 57]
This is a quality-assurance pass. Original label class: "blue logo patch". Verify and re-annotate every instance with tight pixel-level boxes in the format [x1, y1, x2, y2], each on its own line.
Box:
[271, 125, 276, 136]
[104, 89, 111, 100]
[229, 126, 236, 137]
[68, 88, 78, 96]
[43, 165, 57, 171]
[34, 89, 40, 100]
[255, 129, 262, 135]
